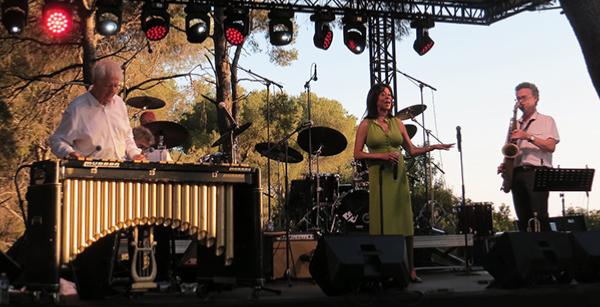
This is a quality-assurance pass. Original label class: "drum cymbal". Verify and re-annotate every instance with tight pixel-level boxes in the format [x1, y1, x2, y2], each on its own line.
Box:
[395, 104, 427, 120]
[127, 96, 166, 110]
[297, 126, 347, 156]
[254, 142, 303, 164]
[143, 121, 189, 148]
[211, 122, 252, 148]
[405, 124, 417, 139]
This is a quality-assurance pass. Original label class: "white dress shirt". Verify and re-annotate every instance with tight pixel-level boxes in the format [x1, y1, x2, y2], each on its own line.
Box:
[49, 92, 141, 160]
[517, 111, 560, 168]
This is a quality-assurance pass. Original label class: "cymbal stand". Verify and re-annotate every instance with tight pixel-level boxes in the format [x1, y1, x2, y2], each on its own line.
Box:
[239, 66, 284, 230]
[304, 63, 317, 176]
[397, 69, 439, 230]
[265, 124, 309, 287]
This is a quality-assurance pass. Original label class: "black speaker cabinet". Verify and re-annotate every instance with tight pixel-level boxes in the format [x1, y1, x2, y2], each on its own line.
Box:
[549, 215, 587, 232]
[309, 235, 408, 296]
[570, 231, 600, 282]
[484, 232, 574, 288]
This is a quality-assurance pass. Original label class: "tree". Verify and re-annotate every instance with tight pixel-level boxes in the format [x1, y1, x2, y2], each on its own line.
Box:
[560, 0, 600, 99]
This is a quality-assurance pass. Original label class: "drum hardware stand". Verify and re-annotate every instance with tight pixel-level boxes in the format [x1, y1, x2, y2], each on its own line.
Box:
[455, 126, 475, 275]
[238, 66, 284, 230]
[264, 123, 309, 287]
[397, 69, 440, 230]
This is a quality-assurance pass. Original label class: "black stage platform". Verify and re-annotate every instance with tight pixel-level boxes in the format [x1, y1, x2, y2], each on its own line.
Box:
[9, 269, 600, 307]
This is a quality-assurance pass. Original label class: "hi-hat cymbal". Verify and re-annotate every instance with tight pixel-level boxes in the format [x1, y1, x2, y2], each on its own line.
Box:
[255, 142, 303, 164]
[143, 121, 189, 149]
[405, 124, 417, 139]
[297, 126, 347, 156]
[395, 104, 427, 120]
[127, 96, 166, 110]
[211, 122, 252, 148]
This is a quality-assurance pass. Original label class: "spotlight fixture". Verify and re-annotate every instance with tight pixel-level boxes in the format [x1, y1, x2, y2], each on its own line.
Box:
[42, 0, 72, 36]
[95, 0, 122, 36]
[141, 0, 170, 41]
[310, 12, 334, 50]
[411, 18, 435, 56]
[268, 9, 293, 46]
[185, 3, 210, 43]
[224, 7, 249, 46]
[1, 0, 28, 35]
[342, 14, 366, 54]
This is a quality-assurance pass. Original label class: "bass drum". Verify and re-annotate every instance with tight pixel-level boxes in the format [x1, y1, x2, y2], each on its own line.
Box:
[332, 190, 369, 233]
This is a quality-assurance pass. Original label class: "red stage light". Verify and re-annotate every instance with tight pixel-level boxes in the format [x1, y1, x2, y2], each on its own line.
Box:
[225, 26, 245, 45]
[43, 2, 71, 36]
[144, 20, 168, 41]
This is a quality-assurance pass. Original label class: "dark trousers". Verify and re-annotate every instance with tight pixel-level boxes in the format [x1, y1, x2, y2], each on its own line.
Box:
[512, 167, 550, 232]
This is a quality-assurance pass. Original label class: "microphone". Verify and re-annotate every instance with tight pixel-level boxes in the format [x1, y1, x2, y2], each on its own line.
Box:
[313, 64, 318, 81]
[456, 126, 462, 152]
[85, 145, 102, 158]
[218, 102, 238, 128]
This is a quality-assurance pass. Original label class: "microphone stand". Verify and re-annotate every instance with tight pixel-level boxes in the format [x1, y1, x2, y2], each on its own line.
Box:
[238, 66, 284, 229]
[237, 66, 284, 296]
[456, 127, 475, 275]
[304, 64, 320, 230]
[397, 69, 439, 230]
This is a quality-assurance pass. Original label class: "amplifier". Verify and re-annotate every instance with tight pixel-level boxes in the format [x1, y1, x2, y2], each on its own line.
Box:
[549, 215, 587, 232]
[264, 232, 317, 279]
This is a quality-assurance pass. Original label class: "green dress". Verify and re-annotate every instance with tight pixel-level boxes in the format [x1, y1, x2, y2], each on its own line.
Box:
[365, 118, 413, 236]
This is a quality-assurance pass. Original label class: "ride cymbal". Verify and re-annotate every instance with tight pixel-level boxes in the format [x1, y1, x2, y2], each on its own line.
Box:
[211, 122, 252, 148]
[297, 126, 347, 156]
[255, 142, 303, 164]
[143, 121, 189, 149]
[126, 96, 166, 110]
[395, 104, 427, 120]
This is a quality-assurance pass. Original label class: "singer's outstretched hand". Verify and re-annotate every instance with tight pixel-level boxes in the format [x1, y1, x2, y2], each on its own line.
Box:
[432, 143, 454, 150]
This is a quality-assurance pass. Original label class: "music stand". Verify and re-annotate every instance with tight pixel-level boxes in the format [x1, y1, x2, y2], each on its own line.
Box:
[533, 168, 595, 216]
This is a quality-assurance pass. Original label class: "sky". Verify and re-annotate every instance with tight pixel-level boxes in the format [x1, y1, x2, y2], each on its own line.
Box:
[238, 8, 600, 218]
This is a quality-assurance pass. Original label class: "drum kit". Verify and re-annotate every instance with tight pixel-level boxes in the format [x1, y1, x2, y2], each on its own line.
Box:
[252, 104, 425, 234]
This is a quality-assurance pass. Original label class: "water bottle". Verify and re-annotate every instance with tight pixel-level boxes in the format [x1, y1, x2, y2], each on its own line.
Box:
[0, 273, 9, 305]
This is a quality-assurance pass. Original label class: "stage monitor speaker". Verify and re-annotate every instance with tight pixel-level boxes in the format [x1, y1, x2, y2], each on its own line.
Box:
[570, 231, 600, 282]
[484, 232, 573, 288]
[309, 235, 408, 296]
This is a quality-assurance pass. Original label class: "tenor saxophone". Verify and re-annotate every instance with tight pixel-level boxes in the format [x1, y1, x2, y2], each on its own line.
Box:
[500, 102, 520, 193]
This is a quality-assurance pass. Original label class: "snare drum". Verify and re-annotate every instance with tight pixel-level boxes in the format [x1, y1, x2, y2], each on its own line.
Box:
[332, 189, 369, 233]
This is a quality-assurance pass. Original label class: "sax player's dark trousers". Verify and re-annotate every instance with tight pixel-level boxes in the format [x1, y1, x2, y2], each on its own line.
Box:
[512, 166, 550, 232]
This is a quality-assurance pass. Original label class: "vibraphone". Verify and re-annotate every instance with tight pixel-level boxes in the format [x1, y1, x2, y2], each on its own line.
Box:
[23, 159, 261, 292]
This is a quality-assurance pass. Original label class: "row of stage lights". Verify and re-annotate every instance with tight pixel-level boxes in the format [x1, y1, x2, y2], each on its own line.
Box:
[1, 0, 435, 55]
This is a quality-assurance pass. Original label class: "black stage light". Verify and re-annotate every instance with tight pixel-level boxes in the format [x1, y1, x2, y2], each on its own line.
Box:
[185, 3, 210, 43]
[224, 7, 249, 46]
[411, 18, 435, 56]
[268, 9, 293, 46]
[310, 12, 334, 50]
[1, 0, 28, 35]
[141, 0, 170, 41]
[42, 0, 73, 36]
[342, 14, 366, 54]
[95, 0, 122, 36]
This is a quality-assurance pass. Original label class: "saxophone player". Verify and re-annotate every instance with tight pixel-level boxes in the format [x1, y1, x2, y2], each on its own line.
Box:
[497, 82, 560, 232]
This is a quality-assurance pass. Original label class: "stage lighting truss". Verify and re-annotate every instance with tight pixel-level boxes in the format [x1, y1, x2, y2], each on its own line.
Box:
[185, 3, 211, 43]
[310, 11, 334, 50]
[224, 7, 249, 46]
[411, 18, 435, 56]
[342, 14, 366, 54]
[1, 0, 28, 35]
[95, 0, 123, 36]
[268, 9, 293, 46]
[42, 0, 72, 36]
[141, 0, 170, 41]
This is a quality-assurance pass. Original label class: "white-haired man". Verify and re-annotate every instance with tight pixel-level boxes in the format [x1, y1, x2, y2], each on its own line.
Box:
[50, 59, 144, 160]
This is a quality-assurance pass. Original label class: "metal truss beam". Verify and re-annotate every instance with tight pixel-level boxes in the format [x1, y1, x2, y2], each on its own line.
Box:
[166, 0, 557, 25]
[368, 17, 399, 111]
